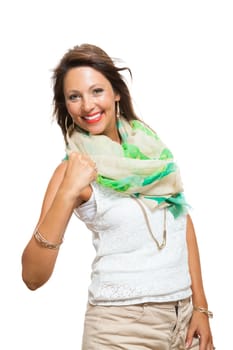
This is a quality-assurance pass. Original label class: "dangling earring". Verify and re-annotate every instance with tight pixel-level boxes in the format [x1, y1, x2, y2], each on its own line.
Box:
[65, 116, 69, 134]
[116, 101, 120, 119]
[65, 115, 75, 135]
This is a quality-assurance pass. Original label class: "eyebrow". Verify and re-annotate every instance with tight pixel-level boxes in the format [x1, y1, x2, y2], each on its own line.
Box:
[65, 84, 104, 94]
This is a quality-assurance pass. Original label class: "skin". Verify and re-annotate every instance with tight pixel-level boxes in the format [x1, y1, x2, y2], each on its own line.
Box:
[21, 67, 213, 349]
[185, 215, 214, 349]
[64, 67, 120, 142]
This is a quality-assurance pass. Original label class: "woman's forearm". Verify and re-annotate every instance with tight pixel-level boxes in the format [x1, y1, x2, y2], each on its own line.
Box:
[21, 190, 77, 290]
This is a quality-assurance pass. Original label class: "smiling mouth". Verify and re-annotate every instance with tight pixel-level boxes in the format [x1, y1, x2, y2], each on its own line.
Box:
[82, 112, 102, 123]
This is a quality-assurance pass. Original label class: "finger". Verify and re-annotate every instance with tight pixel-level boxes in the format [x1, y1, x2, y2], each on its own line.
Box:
[185, 327, 196, 348]
[199, 336, 211, 350]
[93, 162, 98, 173]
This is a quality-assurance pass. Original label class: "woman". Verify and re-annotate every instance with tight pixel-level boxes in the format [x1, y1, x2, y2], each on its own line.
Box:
[21, 44, 214, 349]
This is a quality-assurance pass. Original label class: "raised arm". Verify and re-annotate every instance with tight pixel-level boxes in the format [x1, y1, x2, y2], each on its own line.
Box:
[21, 152, 97, 290]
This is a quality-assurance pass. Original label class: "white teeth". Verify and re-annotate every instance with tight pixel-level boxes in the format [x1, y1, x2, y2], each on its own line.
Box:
[83, 113, 101, 120]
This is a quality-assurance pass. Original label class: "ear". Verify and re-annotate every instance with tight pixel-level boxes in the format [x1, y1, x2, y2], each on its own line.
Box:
[115, 94, 120, 102]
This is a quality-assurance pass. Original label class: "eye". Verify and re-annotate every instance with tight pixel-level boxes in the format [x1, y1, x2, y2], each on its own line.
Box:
[68, 93, 81, 101]
[93, 88, 104, 95]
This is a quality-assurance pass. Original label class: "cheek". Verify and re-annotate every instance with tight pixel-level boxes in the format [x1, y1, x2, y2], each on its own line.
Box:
[101, 94, 116, 109]
[66, 102, 79, 116]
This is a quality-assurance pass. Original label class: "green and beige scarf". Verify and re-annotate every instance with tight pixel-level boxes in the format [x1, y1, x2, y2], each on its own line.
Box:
[65, 117, 189, 218]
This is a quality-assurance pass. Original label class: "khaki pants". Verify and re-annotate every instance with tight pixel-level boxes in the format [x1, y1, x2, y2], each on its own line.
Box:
[82, 298, 199, 350]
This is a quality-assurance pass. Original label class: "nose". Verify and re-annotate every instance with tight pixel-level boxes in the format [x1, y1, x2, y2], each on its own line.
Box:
[82, 95, 94, 114]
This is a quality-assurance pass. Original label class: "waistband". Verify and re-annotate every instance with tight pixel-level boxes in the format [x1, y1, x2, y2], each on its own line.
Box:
[140, 297, 191, 308]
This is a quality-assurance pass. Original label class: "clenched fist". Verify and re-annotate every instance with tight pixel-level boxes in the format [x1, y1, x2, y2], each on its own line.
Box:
[60, 152, 98, 201]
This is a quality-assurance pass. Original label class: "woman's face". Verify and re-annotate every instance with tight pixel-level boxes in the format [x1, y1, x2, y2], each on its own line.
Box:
[64, 66, 120, 141]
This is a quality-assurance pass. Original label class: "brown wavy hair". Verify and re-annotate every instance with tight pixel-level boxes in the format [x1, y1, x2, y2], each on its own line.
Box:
[52, 43, 140, 144]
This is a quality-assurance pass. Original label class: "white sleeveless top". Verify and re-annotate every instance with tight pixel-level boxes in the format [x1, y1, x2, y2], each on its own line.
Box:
[75, 182, 192, 306]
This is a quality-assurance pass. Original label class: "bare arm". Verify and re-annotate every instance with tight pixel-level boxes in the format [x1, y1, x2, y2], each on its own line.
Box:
[21, 152, 96, 290]
[186, 214, 207, 307]
[186, 214, 213, 349]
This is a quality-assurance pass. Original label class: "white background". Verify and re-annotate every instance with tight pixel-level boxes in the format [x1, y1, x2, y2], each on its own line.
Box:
[0, 1, 232, 349]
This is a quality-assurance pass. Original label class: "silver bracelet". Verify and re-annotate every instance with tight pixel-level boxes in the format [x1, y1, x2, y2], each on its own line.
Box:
[34, 230, 63, 250]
